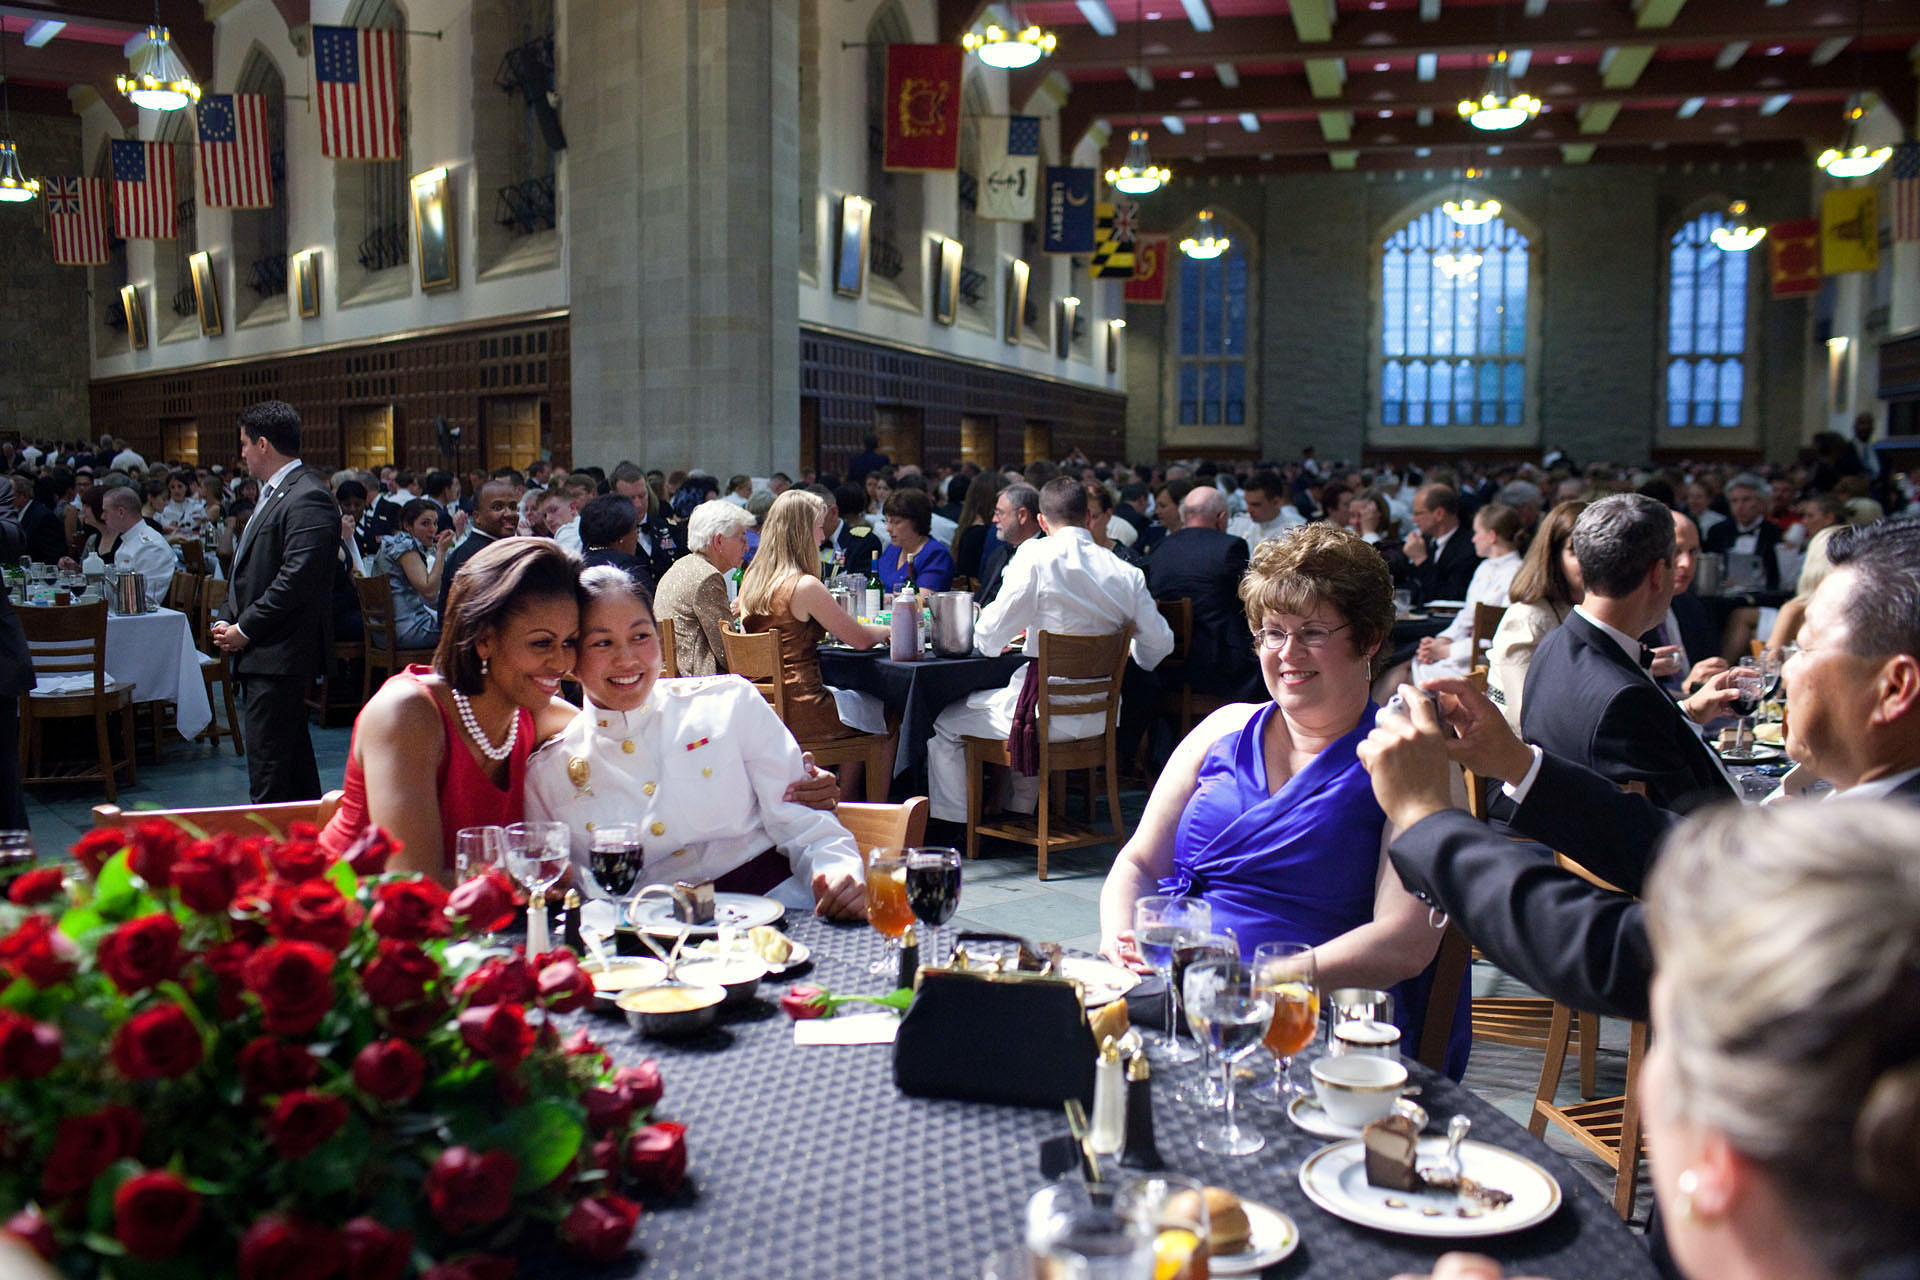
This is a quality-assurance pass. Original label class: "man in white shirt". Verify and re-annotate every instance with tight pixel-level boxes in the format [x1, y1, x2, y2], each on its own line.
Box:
[1226, 470, 1304, 553]
[100, 487, 174, 601]
[109, 438, 147, 473]
[927, 477, 1176, 825]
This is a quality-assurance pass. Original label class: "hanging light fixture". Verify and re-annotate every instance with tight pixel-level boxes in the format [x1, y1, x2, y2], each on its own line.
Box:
[1180, 208, 1229, 259]
[1435, 225, 1481, 279]
[1818, 104, 1891, 178]
[1710, 199, 1766, 252]
[1443, 165, 1500, 225]
[1458, 50, 1540, 131]
[1105, 4, 1169, 195]
[0, 22, 41, 204]
[116, 12, 201, 112]
[962, 6, 1056, 71]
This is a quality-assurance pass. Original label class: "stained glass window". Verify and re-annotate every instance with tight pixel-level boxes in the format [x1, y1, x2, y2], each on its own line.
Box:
[1665, 212, 1749, 427]
[1175, 243, 1249, 427]
[1379, 207, 1529, 427]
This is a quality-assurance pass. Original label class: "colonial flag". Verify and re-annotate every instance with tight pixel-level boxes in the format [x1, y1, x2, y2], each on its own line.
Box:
[977, 115, 1040, 221]
[1768, 218, 1820, 298]
[45, 176, 110, 266]
[882, 44, 962, 171]
[1042, 166, 1096, 253]
[1820, 186, 1878, 275]
[314, 25, 402, 160]
[196, 93, 274, 209]
[1889, 141, 1920, 244]
[110, 139, 177, 240]
[1124, 233, 1170, 303]
[1089, 200, 1137, 278]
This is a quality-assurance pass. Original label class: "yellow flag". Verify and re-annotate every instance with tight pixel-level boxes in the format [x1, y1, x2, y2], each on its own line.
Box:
[1820, 187, 1879, 275]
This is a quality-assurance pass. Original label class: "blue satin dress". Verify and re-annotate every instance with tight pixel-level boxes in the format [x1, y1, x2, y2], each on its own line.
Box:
[1159, 701, 1471, 1079]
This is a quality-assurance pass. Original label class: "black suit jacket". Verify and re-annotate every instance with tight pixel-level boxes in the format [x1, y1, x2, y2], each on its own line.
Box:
[19, 501, 66, 564]
[1668, 591, 1716, 671]
[230, 465, 340, 679]
[1409, 525, 1480, 604]
[1147, 527, 1257, 698]
[437, 528, 498, 616]
[829, 523, 882, 577]
[976, 538, 1021, 607]
[0, 589, 33, 698]
[1703, 518, 1783, 590]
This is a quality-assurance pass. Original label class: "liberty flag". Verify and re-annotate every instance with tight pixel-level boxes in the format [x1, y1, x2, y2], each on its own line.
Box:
[314, 25, 402, 160]
[197, 93, 274, 209]
[1891, 142, 1920, 244]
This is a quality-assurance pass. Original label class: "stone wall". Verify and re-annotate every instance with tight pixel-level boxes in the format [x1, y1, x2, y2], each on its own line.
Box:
[0, 113, 91, 441]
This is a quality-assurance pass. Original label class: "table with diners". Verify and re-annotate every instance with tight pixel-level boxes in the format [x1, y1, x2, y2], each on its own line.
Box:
[819, 646, 1028, 775]
[25, 604, 212, 741]
[561, 913, 1659, 1279]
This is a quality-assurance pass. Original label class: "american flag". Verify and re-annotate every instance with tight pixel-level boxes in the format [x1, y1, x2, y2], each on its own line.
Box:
[1891, 141, 1920, 245]
[45, 177, 110, 265]
[111, 139, 177, 240]
[197, 93, 274, 209]
[314, 25, 402, 161]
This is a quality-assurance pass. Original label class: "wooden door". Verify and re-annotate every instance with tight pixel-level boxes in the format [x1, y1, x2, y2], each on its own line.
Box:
[1023, 420, 1054, 465]
[799, 397, 820, 477]
[161, 419, 198, 464]
[483, 396, 543, 472]
[874, 404, 923, 470]
[343, 406, 395, 472]
[960, 414, 996, 470]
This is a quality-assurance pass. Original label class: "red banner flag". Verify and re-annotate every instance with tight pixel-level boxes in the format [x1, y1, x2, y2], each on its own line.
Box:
[1124, 234, 1170, 303]
[1768, 218, 1821, 298]
[883, 44, 962, 172]
[45, 177, 111, 266]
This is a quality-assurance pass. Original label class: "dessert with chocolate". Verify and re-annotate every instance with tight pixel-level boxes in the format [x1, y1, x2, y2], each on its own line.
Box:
[1362, 1116, 1514, 1214]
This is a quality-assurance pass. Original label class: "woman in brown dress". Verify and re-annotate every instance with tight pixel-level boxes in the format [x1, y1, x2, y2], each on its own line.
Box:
[738, 489, 892, 800]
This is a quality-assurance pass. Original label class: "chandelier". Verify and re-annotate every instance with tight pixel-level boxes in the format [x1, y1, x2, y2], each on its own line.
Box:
[1443, 167, 1499, 225]
[117, 23, 201, 111]
[1709, 200, 1766, 252]
[1180, 209, 1229, 260]
[1435, 226, 1481, 279]
[962, 23, 1056, 70]
[1107, 129, 1170, 196]
[1458, 51, 1540, 131]
[0, 25, 39, 203]
[1817, 105, 1891, 178]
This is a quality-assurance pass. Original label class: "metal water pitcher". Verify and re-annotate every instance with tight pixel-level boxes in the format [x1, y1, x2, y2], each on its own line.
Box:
[929, 590, 975, 657]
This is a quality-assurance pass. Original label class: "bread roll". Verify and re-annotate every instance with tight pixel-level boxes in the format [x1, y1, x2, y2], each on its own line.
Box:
[1166, 1186, 1249, 1255]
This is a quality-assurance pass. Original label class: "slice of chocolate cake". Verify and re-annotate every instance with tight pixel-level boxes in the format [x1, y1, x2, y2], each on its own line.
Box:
[1362, 1114, 1423, 1191]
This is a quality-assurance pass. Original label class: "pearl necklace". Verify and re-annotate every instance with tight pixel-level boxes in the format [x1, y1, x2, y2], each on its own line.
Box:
[452, 689, 518, 762]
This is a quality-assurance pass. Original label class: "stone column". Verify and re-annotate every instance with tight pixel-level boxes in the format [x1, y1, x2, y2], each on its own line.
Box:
[566, 0, 799, 473]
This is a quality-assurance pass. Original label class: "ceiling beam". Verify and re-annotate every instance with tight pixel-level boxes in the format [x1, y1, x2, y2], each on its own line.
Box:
[1134, 137, 1805, 178]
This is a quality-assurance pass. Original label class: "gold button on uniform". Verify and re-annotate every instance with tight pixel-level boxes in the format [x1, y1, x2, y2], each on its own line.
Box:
[702, 767, 712, 778]
[650, 822, 666, 836]
[643, 781, 656, 796]
[622, 740, 636, 754]
[672, 848, 686, 858]
[585, 822, 596, 832]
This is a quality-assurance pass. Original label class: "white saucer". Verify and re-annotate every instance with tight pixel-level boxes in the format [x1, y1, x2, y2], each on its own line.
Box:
[1207, 1198, 1300, 1275]
[1287, 1093, 1363, 1140]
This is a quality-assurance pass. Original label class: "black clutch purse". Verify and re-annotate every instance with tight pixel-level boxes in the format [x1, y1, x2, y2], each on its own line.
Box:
[892, 932, 1098, 1109]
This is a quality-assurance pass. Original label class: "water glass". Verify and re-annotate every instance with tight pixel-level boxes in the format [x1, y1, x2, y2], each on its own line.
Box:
[1183, 957, 1273, 1156]
[454, 825, 506, 883]
[1024, 1182, 1154, 1280]
[1174, 930, 1241, 1108]
[0, 829, 36, 892]
[1114, 1175, 1209, 1280]
[1132, 895, 1212, 1062]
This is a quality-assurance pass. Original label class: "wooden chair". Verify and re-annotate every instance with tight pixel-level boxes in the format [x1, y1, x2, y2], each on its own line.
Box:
[961, 628, 1130, 879]
[948, 575, 978, 594]
[1470, 603, 1507, 673]
[354, 573, 437, 703]
[93, 790, 346, 840]
[837, 796, 930, 859]
[17, 600, 138, 802]
[1152, 598, 1227, 742]
[195, 578, 244, 754]
[719, 625, 890, 802]
[1414, 924, 1475, 1074]
[178, 538, 207, 576]
[658, 620, 679, 679]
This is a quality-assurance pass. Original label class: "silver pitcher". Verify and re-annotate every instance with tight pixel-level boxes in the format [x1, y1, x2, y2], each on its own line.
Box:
[929, 590, 975, 657]
[108, 569, 148, 615]
[1691, 551, 1724, 598]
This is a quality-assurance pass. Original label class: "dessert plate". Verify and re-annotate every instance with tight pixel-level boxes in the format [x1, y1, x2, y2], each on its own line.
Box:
[692, 936, 813, 976]
[1208, 1198, 1300, 1275]
[1718, 743, 1785, 764]
[621, 892, 784, 938]
[1298, 1137, 1561, 1238]
[1055, 955, 1142, 1008]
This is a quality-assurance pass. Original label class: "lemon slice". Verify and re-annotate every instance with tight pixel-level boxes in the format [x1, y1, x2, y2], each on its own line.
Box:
[1153, 1228, 1200, 1280]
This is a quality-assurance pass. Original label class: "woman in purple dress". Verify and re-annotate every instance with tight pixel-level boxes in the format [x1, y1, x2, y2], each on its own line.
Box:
[1099, 524, 1468, 1077]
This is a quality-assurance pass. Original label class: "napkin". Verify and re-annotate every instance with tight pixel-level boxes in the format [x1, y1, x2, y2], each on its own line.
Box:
[793, 1013, 901, 1046]
[32, 674, 98, 695]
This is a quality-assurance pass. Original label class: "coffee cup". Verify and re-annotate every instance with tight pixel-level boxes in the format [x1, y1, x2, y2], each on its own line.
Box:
[1310, 1053, 1408, 1129]
[1332, 1017, 1402, 1058]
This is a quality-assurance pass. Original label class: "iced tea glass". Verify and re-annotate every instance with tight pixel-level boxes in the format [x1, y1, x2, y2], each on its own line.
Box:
[1252, 940, 1319, 1105]
[865, 849, 915, 976]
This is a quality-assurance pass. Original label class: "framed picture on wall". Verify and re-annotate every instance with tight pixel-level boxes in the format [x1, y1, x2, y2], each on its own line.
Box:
[1003, 259, 1029, 345]
[835, 195, 869, 298]
[293, 250, 320, 318]
[411, 167, 457, 291]
[120, 284, 147, 350]
[188, 251, 222, 337]
[934, 237, 962, 325]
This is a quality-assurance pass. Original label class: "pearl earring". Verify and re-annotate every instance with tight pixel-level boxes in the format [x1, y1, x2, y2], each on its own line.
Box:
[1674, 1168, 1699, 1219]
[481, 657, 490, 679]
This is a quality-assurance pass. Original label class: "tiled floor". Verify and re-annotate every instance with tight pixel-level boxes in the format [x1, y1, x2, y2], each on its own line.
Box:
[27, 721, 1649, 1231]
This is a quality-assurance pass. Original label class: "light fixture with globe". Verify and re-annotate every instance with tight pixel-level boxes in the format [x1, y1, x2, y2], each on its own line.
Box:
[1817, 105, 1891, 179]
[962, 22, 1056, 70]
[1435, 225, 1482, 280]
[116, 12, 202, 112]
[1103, 3, 1169, 196]
[1709, 200, 1766, 252]
[0, 20, 41, 203]
[1179, 209, 1229, 260]
[1443, 166, 1500, 226]
[1458, 50, 1540, 132]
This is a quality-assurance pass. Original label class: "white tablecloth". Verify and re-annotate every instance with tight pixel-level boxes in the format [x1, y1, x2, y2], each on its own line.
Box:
[106, 607, 213, 740]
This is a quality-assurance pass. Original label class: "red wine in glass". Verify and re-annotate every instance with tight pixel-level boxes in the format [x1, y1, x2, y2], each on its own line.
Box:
[590, 842, 645, 897]
[903, 847, 961, 963]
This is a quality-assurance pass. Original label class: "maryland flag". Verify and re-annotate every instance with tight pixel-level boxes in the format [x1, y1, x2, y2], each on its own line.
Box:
[882, 44, 962, 172]
[1124, 234, 1169, 303]
[1089, 200, 1137, 278]
[1820, 186, 1878, 275]
[1768, 218, 1820, 298]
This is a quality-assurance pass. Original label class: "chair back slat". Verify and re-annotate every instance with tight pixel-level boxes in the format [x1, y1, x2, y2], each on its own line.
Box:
[658, 621, 679, 679]
[1471, 603, 1507, 668]
[718, 626, 785, 719]
[20, 601, 109, 688]
[1155, 599, 1193, 664]
[1034, 628, 1131, 732]
[838, 797, 929, 861]
[354, 573, 399, 655]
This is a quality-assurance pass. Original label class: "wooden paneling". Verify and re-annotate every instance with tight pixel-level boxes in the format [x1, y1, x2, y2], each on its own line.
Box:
[482, 395, 544, 471]
[342, 406, 395, 472]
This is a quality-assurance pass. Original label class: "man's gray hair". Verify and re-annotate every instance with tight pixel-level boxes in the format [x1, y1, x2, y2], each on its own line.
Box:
[687, 498, 755, 556]
[1496, 480, 1543, 510]
[1825, 519, 1920, 660]
[1570, 493, 1676, 598]
[1002, 483, 1040, 519]
[1725, 473, 1765, 497]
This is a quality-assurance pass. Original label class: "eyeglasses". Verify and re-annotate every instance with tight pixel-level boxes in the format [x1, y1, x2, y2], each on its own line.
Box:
[1253, 621, 1351, 652]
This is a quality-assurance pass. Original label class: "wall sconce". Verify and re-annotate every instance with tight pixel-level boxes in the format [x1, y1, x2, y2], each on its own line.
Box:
[1056, 296, 1079, 358]
[1106, 318, 1125, 373]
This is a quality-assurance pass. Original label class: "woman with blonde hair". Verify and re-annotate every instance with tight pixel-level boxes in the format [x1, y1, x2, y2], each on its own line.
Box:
[738, 489, 891, 800]
[1763, 523, 1843, 662]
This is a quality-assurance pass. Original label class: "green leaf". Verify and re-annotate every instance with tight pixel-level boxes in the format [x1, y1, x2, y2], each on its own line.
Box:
[87, 1158, 143, 1233]
[82, 1231, 127, 1257]
[325, 859, 357, 899]
[486, 1100, 584, 1194]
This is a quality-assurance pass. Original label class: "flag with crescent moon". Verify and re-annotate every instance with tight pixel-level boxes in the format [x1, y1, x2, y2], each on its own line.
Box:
[1124, 234, 1170, 303]
[1819, 187, 1878, 275]
[1043, 166, 1096, 253]
[1767, 219, 1820, 298]
[883, 44, 962, 171]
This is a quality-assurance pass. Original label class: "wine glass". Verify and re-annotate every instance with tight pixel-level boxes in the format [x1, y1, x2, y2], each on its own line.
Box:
[1132, 896, 1212, 1062]
[454, 825, 506, 884]
[1730, 665, 1764, 755]
[504, 820, 571, 951]
[903, 846, 962, 966]
[1759, 649, 1786, 722]
[1183, 956, 1273, 1156]
[587, 824, 643, 899]
[1174, 930, 1241, 1107]
[1252, 941, 1319, 1105]
[865, 849, 915, 978]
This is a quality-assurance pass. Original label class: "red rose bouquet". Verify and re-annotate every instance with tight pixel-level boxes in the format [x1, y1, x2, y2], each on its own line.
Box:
[0, 822, 682, 1278]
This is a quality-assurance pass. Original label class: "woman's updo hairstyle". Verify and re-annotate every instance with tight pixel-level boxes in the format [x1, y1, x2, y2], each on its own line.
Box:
[1646, 801, 1920, 1275]
[436, 538, 581, 695]
[1475, 502, 1531, 555]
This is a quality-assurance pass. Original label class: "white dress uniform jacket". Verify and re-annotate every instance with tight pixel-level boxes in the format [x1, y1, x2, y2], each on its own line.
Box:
[524, 675, 862, 910]
[114, 518, 177, 602]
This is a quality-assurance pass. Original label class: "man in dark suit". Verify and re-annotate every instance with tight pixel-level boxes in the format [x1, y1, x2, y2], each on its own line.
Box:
[976, 482, 1041, 607]
[438, 479, 518, 615]
[846, 434, 889, 485]
[1401, 483, 1479, 604]
[1701, 473, 1782, 590]
[212, 401, 341, 803]
[1147, 487, 1259, 700]
[822, 485, 882, 576]
[18, 475, 68, 564]
[1645, 511, 1725, 697]
[0, 590, 33, 829]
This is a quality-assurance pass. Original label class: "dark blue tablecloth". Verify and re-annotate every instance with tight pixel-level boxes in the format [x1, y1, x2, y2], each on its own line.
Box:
[819, 647, 1028, 774]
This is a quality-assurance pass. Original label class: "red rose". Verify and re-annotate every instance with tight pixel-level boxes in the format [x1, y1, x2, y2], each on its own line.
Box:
[352, 1039, 425, 1102]
[0, 1010, 61, 1080]
[424, 1146, 519, 1235]
[779, 984, 828, 1020]
[341, 1218, 411, 1280]
[445, 870, 519, 933]
[268, 879, 362, 951]
[369, 878, 450, 941]
[113, 1170, 201, 1260]
[6, 866, 64, 905]
[422, 1254, 517, 1280]
[588, 1134, 622, 1176]
[172, 835, 267, 915]
[457, 1004, 535, 1068]
[615, 1060, 664, 1111]
[581, 1085, 633, 1135]
[199, 940, 254, 1018]
[40, 1106, 141, 1199]
[379, 999, 445, 1040]
[0, 915, 78, 988]
[96, 913, 183, 994]
[264, 1090, 348, 1160]
[531, 945, 576, 969]
[267, 836, 332, 884]
[242, 941, 337, 1036]
[3, 1208, 55, 1260]
[623, 1121, 687, 1195]
[562, 1028, 610, 1071]
[236, 1036, 319, 1099]
[454, 955, 537, 1007]
[127, 820, 189, 889]
[71, 827, 126, 876]
[537, 958, 594, 1013]
[111, 1002, 203, 1079]
[363, 939, 438, 1010]
[236, 1212, 344, 1280]
[342, 827, 401, 878]
[559, 1193, 641, 1264]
